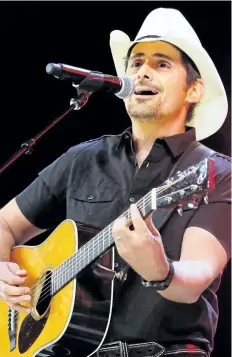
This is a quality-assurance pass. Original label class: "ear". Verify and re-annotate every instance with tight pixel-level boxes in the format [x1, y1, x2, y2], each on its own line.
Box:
[185, 79, 205, 104]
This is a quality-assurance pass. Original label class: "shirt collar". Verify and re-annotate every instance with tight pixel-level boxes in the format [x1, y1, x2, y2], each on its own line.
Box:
[116, 127, 133, 150]
[117, 126, 196, 158]
[156, 127, 196, 158]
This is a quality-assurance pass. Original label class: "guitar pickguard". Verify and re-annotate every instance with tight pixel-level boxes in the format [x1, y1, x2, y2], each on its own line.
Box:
[18, 313, 48, 353]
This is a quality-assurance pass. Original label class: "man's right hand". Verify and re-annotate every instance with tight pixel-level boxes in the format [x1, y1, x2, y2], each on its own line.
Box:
[0, 262, 31, 313]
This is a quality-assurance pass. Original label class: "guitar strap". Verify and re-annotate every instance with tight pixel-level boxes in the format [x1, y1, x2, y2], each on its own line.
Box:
[114, 140, 216, 287]
[151, 140, 215, 229]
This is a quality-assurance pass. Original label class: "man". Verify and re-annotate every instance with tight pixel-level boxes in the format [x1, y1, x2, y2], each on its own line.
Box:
[0, 7, 230, 357]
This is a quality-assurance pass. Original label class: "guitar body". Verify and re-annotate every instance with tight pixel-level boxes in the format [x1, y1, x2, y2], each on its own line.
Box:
[0, 220, 115, 357]
[0, 159, 213, 357]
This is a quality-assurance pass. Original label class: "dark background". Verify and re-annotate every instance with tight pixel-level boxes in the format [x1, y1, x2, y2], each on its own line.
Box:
[0, 1, 230, 356]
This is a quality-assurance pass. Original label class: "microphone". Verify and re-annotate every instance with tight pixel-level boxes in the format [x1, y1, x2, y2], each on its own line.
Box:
[46, 63, 134, 99]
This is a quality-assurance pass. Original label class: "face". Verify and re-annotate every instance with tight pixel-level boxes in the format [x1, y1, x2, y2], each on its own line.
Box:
[125, 41, 190, 122]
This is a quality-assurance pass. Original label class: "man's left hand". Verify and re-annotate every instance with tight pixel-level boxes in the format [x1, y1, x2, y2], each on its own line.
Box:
[112, 204, 170, 282]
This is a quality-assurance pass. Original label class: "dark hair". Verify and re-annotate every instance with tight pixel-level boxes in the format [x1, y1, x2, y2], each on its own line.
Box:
[179, 49, 201, 123]
[124, 41, 201, 123]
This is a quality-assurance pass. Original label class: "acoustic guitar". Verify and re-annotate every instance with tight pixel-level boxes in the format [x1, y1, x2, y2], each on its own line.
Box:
[0, 158, 214, 357]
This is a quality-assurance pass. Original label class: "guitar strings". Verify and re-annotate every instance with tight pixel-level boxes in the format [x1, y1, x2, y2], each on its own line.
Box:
[12, 173, 193, 321]
[12, 178, 190, 320]
[12, 175, 187, 320]
[11, 192, 154, 315]
[20, 181, 173, 299]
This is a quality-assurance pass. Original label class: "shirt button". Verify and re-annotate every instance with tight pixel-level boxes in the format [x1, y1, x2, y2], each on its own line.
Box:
[88, 195, 94, 200]
[129, 197, 135, 203]
[124, 134, 130, 139]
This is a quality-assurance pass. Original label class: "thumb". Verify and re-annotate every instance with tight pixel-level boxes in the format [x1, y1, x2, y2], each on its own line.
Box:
[7, 262, 26, 276]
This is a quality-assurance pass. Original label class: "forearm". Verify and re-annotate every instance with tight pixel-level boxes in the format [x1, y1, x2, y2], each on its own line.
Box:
[0, 219, 16, 261]
[157, 260, 213, 304]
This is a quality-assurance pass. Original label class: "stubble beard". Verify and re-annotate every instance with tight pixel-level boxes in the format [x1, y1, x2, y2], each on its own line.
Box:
[126, 97, 164, 122]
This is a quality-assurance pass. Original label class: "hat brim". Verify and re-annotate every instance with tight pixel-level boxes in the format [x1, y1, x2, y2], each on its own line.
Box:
[110, 33, 228, 141]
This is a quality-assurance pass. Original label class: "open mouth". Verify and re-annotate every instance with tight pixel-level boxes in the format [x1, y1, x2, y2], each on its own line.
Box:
[134, 88, 159, 96]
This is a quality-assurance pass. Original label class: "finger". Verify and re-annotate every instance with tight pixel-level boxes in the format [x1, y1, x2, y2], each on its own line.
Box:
[7, 294, 31, 304]
[7, 262, 21, 275]
[8, 263, 28, 279]
[0, 291, 6, 300]
[4, 284, 30, 296]
[112, 216, 129, 237]
[130, 204, 147, 233]
[0, 281, 6, 293]
[1, 269, 27, 286]
[0, 283, 31, 303]
[144, 213, 161, 239]
[4, 274, 27, 286]
[7, 302, 31, 313]
[16, 270, 27, 278]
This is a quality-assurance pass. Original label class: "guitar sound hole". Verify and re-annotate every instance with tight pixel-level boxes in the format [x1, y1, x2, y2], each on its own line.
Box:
[36, 271, 52, 316]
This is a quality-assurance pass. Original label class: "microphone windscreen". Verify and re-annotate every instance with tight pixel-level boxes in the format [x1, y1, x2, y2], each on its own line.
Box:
[115, 76, 134, 99]
[46, 63, 62, 77]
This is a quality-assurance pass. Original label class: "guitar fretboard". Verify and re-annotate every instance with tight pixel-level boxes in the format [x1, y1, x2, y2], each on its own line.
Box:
[51, 189, 153, 295]
[51, 157, 212, 296]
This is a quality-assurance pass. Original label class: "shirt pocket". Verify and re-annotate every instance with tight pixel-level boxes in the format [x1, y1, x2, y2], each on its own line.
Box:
[67, 185, 119, 230]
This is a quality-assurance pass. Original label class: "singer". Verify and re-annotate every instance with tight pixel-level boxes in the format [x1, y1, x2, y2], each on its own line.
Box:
[0, 7, 230, 357]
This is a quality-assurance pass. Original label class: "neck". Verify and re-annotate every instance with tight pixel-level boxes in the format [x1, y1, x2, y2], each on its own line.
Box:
[131, 117, 186, 153]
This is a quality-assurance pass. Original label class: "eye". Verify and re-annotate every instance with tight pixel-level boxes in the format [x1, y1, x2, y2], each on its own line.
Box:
[157, 62, 170, 69]
[131, 61, 142, 68]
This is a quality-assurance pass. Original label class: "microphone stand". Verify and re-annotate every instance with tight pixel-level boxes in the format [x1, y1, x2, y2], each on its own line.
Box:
[0, 76, 104, 176]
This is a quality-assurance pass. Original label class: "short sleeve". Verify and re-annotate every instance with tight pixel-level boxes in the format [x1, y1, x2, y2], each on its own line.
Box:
[188, 202, 231, 260]
[15, 150, 75, 230]
[16, 176, 65, 229]
[188, 155, 231, 260]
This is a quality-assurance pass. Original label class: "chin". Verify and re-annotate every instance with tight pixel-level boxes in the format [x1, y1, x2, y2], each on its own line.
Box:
[128, 110, 157, 121]
[127, 101, 154, 116]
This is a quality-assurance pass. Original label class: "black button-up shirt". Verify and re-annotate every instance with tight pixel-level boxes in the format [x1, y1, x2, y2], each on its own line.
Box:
[16, 127, 231, 353]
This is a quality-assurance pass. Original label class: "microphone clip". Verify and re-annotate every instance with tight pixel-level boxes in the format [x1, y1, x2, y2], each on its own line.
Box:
[70, 72, 105, 110]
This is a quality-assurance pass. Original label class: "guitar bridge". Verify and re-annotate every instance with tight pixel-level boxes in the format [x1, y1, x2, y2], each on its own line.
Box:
[8, 308, 18, 351]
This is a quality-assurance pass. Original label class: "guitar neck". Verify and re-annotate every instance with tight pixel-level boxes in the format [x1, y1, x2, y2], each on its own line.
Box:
[51, 190, 154, 296]
[51, 157, 214, 296]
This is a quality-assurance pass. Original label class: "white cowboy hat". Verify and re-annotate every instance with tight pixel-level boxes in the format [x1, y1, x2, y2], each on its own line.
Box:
[109, 8, 228, 141]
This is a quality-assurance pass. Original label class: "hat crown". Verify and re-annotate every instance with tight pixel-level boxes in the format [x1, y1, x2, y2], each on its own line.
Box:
[135, 8, 201, 47]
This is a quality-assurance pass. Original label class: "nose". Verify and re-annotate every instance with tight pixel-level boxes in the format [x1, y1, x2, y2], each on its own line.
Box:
[137, 61, 153, 81]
